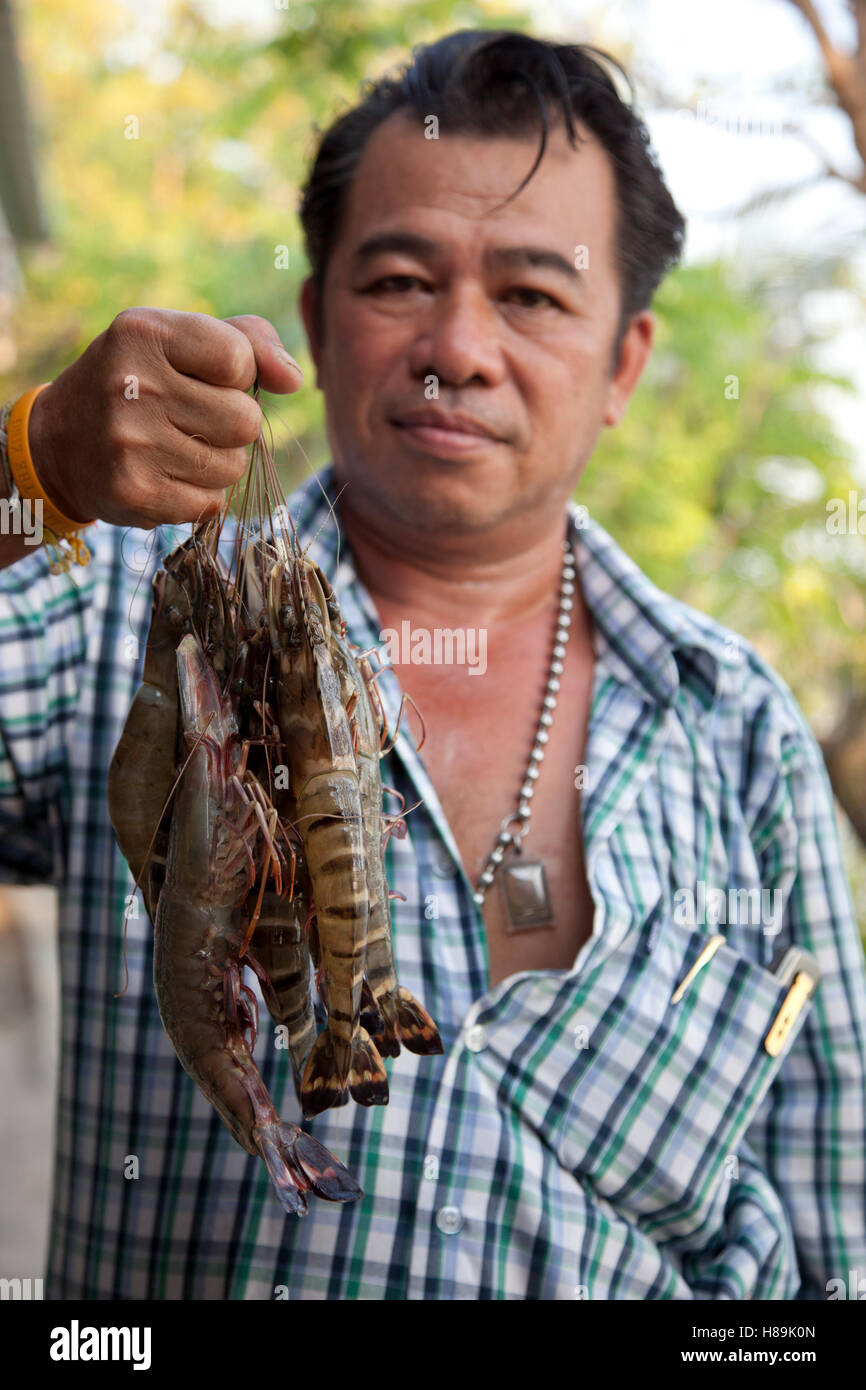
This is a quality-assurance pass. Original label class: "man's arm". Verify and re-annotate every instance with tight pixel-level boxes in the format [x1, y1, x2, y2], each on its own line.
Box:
[0, 308, 304, 883]
[743, 696, 866, 1299]
[0, 398, 85, 877]
[0, 308, 303, 572]
[0, 524, 93, 882]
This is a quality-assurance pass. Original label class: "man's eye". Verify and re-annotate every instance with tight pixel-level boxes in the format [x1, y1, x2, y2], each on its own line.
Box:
[366, 278, 561, 308]
[369, 275, 425, 292]
[505, 287, 560, 309]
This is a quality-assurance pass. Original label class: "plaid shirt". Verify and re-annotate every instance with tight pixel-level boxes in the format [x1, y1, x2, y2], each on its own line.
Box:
[1, 438, 865, 1300]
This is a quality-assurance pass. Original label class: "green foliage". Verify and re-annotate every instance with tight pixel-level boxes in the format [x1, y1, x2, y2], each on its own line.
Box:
[583, 260, 866, 726]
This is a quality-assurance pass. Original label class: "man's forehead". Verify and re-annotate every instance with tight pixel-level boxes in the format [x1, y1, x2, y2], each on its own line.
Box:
[338, 108, 616, 251]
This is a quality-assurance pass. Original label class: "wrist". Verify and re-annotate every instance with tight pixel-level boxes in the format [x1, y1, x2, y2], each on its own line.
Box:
[26, 382, 93, 526]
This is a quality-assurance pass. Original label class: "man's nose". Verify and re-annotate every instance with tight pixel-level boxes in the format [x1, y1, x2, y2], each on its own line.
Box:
[408, 283, 506, 387]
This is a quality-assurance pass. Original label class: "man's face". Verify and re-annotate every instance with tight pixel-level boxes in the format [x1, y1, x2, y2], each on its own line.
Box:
[300, 108, 653, 536]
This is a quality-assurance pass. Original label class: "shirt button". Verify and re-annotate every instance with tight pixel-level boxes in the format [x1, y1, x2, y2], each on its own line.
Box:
[431, 851, 457, 879]
[464, 1023, 487, 1052]
[436, 1205, 463, 1236]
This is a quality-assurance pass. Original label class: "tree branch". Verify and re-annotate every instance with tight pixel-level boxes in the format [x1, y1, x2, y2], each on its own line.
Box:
[781, 117, 866, 191]
[785, 0, 866, 170]
[855, 0, 866, 79]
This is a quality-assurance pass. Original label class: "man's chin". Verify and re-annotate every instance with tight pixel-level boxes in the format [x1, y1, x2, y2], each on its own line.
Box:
[335, 439, 519, 532]
[371, 468, 510, 535]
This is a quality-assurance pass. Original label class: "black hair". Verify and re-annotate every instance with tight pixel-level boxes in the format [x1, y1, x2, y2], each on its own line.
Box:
[298, 28, 686, 371]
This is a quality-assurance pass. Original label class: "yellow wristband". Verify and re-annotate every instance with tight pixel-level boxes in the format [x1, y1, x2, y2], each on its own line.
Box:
[7, 384, 97, 536]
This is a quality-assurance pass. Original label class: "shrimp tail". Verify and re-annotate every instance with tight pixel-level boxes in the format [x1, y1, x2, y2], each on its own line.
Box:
[253, 1122, 363, 1214]
[384, 986, 445, 1057]
[301, 1026, 389, 1117]
[347, 1026, 390, 1107]
[359, 975, 384, 1038]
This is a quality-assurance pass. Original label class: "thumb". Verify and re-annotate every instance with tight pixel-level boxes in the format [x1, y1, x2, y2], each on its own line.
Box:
[222, 314, 304, 394]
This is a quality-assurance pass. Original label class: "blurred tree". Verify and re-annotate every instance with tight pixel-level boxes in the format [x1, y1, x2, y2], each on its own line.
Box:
[780, 0, 866, 199]
[775, 0, 866, 858]
[585, 258, 865, 727]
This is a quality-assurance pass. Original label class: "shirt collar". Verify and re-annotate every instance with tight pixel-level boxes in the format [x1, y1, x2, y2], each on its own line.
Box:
[567, 502, 730, 712]
[283, 465, 732, 715]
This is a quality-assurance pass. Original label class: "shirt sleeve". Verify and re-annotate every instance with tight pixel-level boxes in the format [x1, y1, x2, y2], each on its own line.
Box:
[742, 689, 866, 1300]
[0, 536, 95, 885]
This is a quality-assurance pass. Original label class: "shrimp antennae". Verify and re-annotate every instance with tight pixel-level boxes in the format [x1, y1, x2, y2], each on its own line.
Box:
[302, 481, 349, 564]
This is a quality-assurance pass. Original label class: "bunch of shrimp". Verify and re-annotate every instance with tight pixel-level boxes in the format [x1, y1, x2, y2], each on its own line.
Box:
[108, 391, 442, 1216]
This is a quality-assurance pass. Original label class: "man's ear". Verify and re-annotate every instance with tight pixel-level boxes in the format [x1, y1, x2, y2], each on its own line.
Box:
[602, 310, 655, 428]
[299, 276, 322, 385]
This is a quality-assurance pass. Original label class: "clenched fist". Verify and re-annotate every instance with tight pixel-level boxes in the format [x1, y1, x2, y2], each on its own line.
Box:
[27, 307, 303, 528]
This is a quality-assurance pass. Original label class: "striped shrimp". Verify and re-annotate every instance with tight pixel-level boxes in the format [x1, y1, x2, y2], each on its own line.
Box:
[329, 628, 443, 1060]
[110, 521, 363, 1212]
[267, 547, 389, 1117]
[152, 628, 362, 1214]
[232, 538, 320, 1103]
[108, 523, 232, 921]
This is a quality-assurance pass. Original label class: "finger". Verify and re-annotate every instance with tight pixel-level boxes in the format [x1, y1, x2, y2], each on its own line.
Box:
[149, 308, 259, 389]
[154, 485, 227, 526]
[222, 314, 304, 394]
[102, 481, 228, 530]
[151, 433, 250, 492]
[157, 375, 263, 449]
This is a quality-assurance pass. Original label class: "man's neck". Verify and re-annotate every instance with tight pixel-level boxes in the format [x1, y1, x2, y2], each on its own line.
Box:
[336, 496, 575, 631]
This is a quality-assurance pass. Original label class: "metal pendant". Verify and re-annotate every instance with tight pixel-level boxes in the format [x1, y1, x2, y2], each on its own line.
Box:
[499, 849, 555, 932]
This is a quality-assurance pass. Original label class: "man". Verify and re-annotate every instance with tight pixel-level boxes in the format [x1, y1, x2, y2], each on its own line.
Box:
[1, 30, 864, 1300]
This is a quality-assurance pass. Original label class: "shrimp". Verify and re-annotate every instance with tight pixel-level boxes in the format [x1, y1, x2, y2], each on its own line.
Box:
[153, 629, 362, 1215]
[109, 541, 193, 919]
[305, 560, 439, 1056]
[230, 537, 321, 1102]
[245, 830, 319, 1103]
[267, 550, 389, 1118]
[330, 629, 443, 1060]
[108, 523, 234, 921]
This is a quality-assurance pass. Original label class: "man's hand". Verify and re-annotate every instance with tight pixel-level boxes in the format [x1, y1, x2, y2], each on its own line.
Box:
[26, 308, 303, 528]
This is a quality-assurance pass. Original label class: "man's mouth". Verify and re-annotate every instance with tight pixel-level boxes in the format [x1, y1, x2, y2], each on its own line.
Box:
[391, 409, 502, 455]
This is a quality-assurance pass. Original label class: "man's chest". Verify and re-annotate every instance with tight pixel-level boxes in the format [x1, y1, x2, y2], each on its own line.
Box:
[375, 606, 597, 989]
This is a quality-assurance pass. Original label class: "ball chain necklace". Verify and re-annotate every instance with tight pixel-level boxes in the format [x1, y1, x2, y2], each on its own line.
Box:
[473, 534, 577, 932]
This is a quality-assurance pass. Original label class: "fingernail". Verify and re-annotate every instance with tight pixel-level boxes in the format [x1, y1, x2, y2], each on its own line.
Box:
[276, 345, 302, 371]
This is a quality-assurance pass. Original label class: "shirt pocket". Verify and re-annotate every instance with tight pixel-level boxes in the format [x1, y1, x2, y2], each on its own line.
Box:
[551, 912, 817, 1247]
